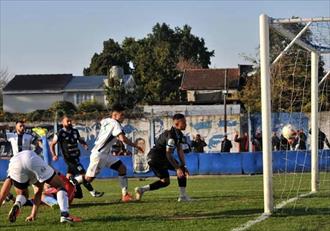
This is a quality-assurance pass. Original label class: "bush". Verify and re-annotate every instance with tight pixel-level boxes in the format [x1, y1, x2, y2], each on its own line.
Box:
[78, 100, 104, 113]
[49, 101, 77, 117]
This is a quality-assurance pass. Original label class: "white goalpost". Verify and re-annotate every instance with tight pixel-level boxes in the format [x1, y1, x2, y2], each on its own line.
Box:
[259, 14, 330, 214]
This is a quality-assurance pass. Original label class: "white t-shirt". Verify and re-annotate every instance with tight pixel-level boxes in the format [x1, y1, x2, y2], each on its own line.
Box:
[91, 118, 123, 155]
[6, 133, 35, 156]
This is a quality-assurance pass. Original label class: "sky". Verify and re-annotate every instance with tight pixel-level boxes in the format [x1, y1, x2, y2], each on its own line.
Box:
[0, 0, 329, 76]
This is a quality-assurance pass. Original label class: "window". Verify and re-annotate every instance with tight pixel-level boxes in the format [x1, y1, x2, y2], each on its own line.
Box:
[75, 93, 94, 105]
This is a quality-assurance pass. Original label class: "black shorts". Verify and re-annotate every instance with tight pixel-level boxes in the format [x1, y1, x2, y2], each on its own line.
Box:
[12, 179, 29, 190]
[64, 158, 86, 175]
[148, 160, 176, 179]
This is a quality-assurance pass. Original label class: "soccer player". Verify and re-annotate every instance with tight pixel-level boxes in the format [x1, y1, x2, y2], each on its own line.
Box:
[85, 104, 144, 202]
[1, 121, 40, 205]
[135, 113, 191, 202]
[50, 116, 103, 198]
[7, 150, 80, 223]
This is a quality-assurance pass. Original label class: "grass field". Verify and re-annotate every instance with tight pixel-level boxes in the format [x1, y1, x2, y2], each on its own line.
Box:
[0, 173, 329, 231]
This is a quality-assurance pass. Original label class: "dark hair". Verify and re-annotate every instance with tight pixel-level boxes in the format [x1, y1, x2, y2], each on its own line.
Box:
[172, 113, 185, 120]
[112, 104, 125, 113]
[16, 120, 25, 124]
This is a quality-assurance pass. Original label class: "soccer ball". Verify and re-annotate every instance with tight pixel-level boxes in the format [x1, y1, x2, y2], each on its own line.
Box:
[282, 124, 296, 140]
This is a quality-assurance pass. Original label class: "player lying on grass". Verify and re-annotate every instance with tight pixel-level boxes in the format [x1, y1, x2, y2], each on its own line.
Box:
[135, 113, 191, 202]
[84, 104, 144, 202]
[6, 150, 80, 223]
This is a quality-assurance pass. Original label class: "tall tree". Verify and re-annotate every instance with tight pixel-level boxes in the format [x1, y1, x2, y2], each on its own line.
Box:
[240, 22, 328, 112]
[84, 23, 214, 106]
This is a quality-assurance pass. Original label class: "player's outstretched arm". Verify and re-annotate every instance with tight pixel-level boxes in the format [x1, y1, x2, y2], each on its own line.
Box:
[117, 133, 144, 153]
[26, 182, 43, 221]
[50, 138, 58, 161]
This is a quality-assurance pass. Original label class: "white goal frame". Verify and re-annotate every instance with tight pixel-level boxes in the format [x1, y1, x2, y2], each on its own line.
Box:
[259, 14, 330, 214]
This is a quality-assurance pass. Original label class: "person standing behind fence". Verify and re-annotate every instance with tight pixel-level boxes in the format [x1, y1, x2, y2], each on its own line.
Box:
[191, 134, 207, 153]
[221, 135, 232, 152]
[271, 132, 281, 151]
[252, 132, 262, 152]
[234, 131, 249, 152]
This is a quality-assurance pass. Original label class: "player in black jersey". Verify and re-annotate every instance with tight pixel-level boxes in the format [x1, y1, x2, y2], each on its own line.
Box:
[135, 113, 191, 202]
[50, 116, 103, 198]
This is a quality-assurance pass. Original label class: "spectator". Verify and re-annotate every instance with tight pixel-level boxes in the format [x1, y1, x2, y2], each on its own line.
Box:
[252, 132, 262, 151]
[112, 140, 132, 156]
[295, 129, 307, 150]
[234, 131, 249, 152]
[191, 134, 207, 153]
[271, 132, 281, 151]
[221, 135, 232, 152]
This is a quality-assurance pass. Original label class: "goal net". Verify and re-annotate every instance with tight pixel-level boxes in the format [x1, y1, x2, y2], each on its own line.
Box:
[259, 15, 330, 214]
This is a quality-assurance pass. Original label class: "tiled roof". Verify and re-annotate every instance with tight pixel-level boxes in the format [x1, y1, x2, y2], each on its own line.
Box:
[180, 68, 240, 90]
[3, 74, 73, 91]
[64, 76, 107, 90]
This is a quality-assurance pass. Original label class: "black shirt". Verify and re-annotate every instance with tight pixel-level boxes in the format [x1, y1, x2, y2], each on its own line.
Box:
[148, 127, 185, 165]
[56, 128, 84, 160]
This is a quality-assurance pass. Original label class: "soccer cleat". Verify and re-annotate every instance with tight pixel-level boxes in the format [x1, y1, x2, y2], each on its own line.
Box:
[8, 204, 20, 223]
[121, 193, 134, 202]
[177, 195, 192, 202]
[60, 215, 82, 223]
[90, 191, 104, 198]
[134, 187, 144, 201]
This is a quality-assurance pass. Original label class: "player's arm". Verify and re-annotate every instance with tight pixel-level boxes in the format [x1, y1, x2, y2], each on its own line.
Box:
[50, 135, 59, 161]
[165, 139, 184, 178]
[26, 182, 43, 221]
[117, 133, 144, 153]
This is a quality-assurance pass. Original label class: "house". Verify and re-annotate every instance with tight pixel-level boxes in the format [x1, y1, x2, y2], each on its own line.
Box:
[180, 65, 253, 104]
[3, 74, 107, 113]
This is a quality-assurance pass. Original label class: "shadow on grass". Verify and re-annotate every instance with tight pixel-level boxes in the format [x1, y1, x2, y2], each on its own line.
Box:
[72, 201, 122, 208]
[274, 207, 330, 217]
[86, 208, 263, 223]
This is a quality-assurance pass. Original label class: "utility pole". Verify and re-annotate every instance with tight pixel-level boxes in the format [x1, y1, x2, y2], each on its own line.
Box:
[223, 69, 228, 134]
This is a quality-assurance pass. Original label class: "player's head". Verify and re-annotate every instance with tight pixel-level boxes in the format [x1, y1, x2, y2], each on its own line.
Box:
[15, 120, 25, 134]
[61, 115, 72, 129]
[172, 113, 186, 130]
[111, 104, 126, 123]
[196, 134, 201, 140]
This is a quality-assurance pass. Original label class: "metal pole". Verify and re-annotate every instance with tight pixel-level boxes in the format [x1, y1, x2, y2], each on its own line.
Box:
[260, 14, 273, 215]
[224, 69, 227, 134]
[311, 51, 319, 192]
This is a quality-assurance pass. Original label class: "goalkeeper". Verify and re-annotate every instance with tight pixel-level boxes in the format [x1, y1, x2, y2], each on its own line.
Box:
[135, 113, 191, 202]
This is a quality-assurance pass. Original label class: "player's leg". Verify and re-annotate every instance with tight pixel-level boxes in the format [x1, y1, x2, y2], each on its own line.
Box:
[110, 160, 133, 202]
[65, 160, 83, 199]
[46, 173, 81, 223]
[135, 165, 171, 201]
[176, 166, 191, 202]
[0, 177, 13, 206]
[69, 158, 104, 198]
[8, 180, 29, 222]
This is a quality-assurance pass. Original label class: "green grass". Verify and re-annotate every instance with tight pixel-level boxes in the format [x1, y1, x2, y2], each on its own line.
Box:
[0, 174, 329, 231]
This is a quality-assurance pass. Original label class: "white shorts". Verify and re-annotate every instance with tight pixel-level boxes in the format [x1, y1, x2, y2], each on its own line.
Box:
[8, 150, 54, 185]
[86, 152, 120, 177]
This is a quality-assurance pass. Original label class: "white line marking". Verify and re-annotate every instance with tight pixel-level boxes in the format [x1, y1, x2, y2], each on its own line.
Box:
[231, 192, 316, 231]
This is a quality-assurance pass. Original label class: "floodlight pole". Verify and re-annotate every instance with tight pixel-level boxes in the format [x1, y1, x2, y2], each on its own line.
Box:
[311, 51, 319, 192]
[260, 14, 273, 215]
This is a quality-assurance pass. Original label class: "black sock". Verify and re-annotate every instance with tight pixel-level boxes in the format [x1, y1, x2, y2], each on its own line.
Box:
[83, 180, 94, 192]
[149, 180, 170, 190]
[177, 176, 187, 187]
[74, 184, 83, 199]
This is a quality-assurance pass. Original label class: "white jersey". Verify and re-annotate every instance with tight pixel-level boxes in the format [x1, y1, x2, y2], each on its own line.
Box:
[91, 118, 123, 155]
[6, 132, 35, 156]
[8, 150, 54, 184]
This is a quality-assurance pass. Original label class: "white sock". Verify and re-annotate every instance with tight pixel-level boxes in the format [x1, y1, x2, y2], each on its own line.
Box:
[75, 175, 84, 184]
[119, 175, 128, 195]
[179, 187, 186, 197]
[57, 190, 69, 213]
[140, 185, 150, 193]
[15, 195, 27, 208]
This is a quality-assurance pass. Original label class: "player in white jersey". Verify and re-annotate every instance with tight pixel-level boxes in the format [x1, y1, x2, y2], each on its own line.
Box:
[0, 121, 40, 206]
[6, 150, 80, 223]
[85, 104, 144, 202]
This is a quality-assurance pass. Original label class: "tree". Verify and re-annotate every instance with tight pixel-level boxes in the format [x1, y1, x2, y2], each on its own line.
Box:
[49, 101, 77, 117]
[240, 22, 328, 112]
[84, 23, 214, 105]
